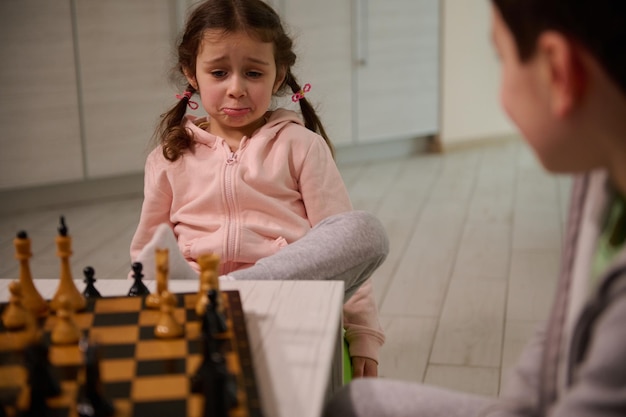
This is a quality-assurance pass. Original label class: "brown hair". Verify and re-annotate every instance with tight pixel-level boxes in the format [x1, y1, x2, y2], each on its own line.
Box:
[492, 0, 626, 95]
[157, 0, 333, 161]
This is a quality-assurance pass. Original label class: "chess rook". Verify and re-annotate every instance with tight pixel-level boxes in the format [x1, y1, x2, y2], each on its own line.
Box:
[196, 253, 221, 316]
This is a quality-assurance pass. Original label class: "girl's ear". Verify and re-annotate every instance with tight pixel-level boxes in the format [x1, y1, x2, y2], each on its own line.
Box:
[537, 31, 587, 118]
[273, 67, 287, 94]
[183, 67, 198, 91]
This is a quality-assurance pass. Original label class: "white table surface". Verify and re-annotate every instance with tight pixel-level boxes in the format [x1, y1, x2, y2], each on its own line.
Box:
[0, 278, 344, 417]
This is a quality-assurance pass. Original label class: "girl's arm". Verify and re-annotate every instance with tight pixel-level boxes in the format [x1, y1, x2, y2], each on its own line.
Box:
[295, 134, 386, 376]
[130, 149, 174, 262]
[297, 135, 353, 224]
[343, 280, 386, 377]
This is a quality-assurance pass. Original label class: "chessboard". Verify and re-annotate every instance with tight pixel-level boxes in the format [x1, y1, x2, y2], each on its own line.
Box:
[0, 290, 263, 417]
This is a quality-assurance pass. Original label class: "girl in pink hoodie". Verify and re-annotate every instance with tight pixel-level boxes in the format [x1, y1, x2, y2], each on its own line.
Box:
[130, 0, 388, 378]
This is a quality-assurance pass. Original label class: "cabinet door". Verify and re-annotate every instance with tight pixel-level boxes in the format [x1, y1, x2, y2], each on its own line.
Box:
[75, 0, 175, 178]
[282, 1, 353, 146]
[0, 0, 83, 190]
[355, 0, 439, 143]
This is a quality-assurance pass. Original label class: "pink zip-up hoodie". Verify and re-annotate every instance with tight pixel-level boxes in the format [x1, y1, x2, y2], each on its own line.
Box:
[131, 108, 384, 363]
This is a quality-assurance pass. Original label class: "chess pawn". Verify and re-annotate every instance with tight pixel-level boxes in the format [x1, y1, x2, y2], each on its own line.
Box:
[128, 262, 150, 297]
[82, 266, 102, 298]
[2, 281, 28, 330]
[146, 248, 169, 309]
[14, 230, 49, 318]
[51, 295, 82, 345]
[50, 217, 87, 312]
[155, 291, 183, 339]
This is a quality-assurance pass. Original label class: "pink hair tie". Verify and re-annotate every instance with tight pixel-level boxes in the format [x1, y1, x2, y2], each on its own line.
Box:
[176, 91, 199, 110]
[291, 83, 311, 102]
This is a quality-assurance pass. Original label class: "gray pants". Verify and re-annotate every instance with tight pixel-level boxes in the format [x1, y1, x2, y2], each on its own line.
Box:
[323, 379, 497, 417]
[229, 210, 389, 302]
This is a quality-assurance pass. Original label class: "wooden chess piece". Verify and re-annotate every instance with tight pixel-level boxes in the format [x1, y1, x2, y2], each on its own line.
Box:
[191, 288, 230, 393]
[207, 289, 228, 333]
[50, 216, 87, 312]
[195, 281, 211, 317]
[77, 339, 115, 417]
[154, 290, 183, 339]
[22, 340, 61, 417]
[197, 253, 221, 315]
[82, 266, 102, 298]
[146, 248, 169, 309]
[21, 307, 43, 347]
[128, 262, 150, 297]
[24, 340, 61, 397]
[51, 295, 82, 345]
[2, 281, 28, 330]
[198, 253, 220, 291]
[14, 230, 49, 318]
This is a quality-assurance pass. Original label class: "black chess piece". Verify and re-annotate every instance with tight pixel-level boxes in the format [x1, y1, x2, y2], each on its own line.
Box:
[58, 215, 68, 236]
[202, 349, 237, 417]
[191, 293, 237, 407]
[76, 340, 114, 417]
[191, 306, 220, 394]
[127, 262, 150, 297]
[21, 340, 61, 417]
[207, 289, 228, 334]
[82, 267, 102, 298]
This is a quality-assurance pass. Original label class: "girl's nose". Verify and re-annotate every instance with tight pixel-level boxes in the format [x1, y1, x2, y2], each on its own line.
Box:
[227, 76, 246, 98]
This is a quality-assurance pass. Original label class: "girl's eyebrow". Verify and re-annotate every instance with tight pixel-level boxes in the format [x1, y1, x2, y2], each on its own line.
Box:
[201, 56, 271, 66]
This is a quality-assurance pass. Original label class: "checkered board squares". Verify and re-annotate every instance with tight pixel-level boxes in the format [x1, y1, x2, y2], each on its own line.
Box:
[0, 291, 263, 417]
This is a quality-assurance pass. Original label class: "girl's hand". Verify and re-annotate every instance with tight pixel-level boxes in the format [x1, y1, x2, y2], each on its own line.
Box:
[351, 356, 378, 378]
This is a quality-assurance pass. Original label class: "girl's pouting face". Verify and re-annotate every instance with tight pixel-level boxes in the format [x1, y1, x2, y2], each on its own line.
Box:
[186, 30, 285, 144]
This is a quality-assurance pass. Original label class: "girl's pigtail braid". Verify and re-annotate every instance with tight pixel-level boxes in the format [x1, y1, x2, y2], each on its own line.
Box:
[285, 72, 335, 158]
[157, 84, 197, 161]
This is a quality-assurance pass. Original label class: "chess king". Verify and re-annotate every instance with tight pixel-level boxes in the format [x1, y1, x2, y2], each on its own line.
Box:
[50, 217, 87, 312]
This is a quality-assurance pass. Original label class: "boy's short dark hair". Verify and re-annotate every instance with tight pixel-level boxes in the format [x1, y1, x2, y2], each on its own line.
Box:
[492, 0, 626, 94]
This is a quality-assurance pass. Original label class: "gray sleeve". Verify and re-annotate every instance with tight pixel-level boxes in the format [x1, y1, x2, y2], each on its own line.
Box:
[497, 323, 547, 411]
[549, 294, 626, 417]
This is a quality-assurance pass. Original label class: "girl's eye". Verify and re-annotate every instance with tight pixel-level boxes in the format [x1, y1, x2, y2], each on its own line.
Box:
[247, 71, 262, 79]
[211, 70, 227, 78]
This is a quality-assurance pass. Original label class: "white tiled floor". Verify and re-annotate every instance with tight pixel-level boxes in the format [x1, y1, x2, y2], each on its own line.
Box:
[0, 136, 571, 396]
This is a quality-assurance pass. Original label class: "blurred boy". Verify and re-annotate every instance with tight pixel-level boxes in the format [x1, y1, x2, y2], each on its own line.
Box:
[323, 0, 626, 416]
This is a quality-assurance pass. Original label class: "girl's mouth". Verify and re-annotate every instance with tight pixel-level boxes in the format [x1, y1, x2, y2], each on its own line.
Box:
[223, 108, 251, 117]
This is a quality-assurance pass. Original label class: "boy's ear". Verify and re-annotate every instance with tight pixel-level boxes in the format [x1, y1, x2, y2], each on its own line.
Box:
[537, 31, 587, 117]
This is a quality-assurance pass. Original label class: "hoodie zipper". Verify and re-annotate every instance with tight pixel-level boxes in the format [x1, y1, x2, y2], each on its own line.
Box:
[223, 150, 238, 273]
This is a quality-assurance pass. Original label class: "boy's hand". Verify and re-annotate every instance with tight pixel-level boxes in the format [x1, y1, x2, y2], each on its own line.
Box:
[352, 356, 378, 378]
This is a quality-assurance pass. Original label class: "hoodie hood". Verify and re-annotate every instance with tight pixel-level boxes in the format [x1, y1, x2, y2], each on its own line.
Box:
[183, 108, 306, 148]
